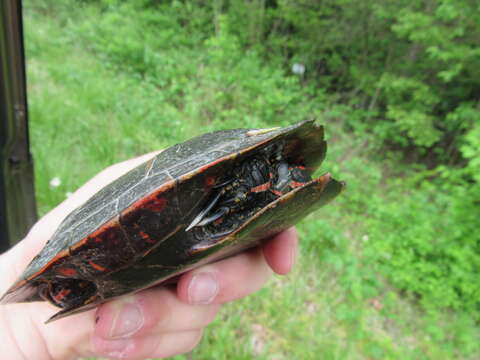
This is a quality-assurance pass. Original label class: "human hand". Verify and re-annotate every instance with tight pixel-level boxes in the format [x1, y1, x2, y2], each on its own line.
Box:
[0, 152, 298, 360]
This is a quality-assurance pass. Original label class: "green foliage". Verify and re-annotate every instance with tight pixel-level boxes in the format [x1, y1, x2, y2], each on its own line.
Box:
[65, 1, 320, 131]
[218, 0, 480, 159]
[364, 179, 480, 316]
[378, 74, 440, 146]
[462, 123, 480, 182]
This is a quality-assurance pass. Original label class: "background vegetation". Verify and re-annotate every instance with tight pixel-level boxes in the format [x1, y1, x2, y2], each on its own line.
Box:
[25, 0, 479, 358]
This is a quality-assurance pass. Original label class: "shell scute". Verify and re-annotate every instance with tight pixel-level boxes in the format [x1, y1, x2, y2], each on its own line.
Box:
[117, 171, 170, 210]
[69, 222, 135, 277]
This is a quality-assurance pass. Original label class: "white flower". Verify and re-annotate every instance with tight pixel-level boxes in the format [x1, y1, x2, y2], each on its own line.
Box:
[65, 191, 73, 198]
[362, 234, 369, 242]
[292, 63, 306, 75]
[49, 177, 61, 188]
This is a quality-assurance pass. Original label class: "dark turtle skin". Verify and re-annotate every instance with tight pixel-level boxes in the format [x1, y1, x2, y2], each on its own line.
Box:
[0, 120, 344, 322]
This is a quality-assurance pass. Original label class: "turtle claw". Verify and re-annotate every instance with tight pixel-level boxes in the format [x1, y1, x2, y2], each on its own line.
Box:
[195, 206, 229, 227]
[186, 191, 223, 231]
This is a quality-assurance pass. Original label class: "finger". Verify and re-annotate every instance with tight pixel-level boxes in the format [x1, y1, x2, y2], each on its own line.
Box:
[95, 287, 220, 340]
[93, 329, 203, 360]
[177, 247, 273, 305]
[4, 298, 203, 360]
[2, 301, 97, 360]
[262, 227, 298, 275]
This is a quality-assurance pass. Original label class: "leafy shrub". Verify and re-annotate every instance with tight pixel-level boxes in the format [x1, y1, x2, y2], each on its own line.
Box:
[363, 173, 480, 317]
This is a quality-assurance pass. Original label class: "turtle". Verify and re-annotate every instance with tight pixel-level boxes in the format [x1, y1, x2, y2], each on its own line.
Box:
[0, 120, 344, 323]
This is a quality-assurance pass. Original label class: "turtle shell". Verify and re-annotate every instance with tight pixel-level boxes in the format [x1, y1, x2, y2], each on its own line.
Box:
[1, 120, 344, 322]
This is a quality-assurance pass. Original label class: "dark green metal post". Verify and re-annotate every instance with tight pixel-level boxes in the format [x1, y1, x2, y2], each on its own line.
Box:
[0, 0, 37, 253]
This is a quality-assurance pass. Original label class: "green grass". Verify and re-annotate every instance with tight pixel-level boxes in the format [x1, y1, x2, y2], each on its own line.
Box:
[24, 1, 479, 359]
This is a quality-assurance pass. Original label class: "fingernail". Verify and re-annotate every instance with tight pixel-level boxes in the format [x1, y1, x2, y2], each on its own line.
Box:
[188, 272, 219, 305]
[109, 301, 144, 339]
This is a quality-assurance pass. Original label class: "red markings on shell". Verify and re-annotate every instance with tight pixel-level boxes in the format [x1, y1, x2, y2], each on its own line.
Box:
[57, 267, 78, 277]
[205, 176, 216, 187]
[289, 181, 307, 188]
[251, 182, 271, 193]
[83, 223, 123, 249]
[143, 197, 168, 212]
[288, 165, 307, 171]
[139, 231, 156, 243]
[88, 261, 107, 272]
[53, 288, 72, 303]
